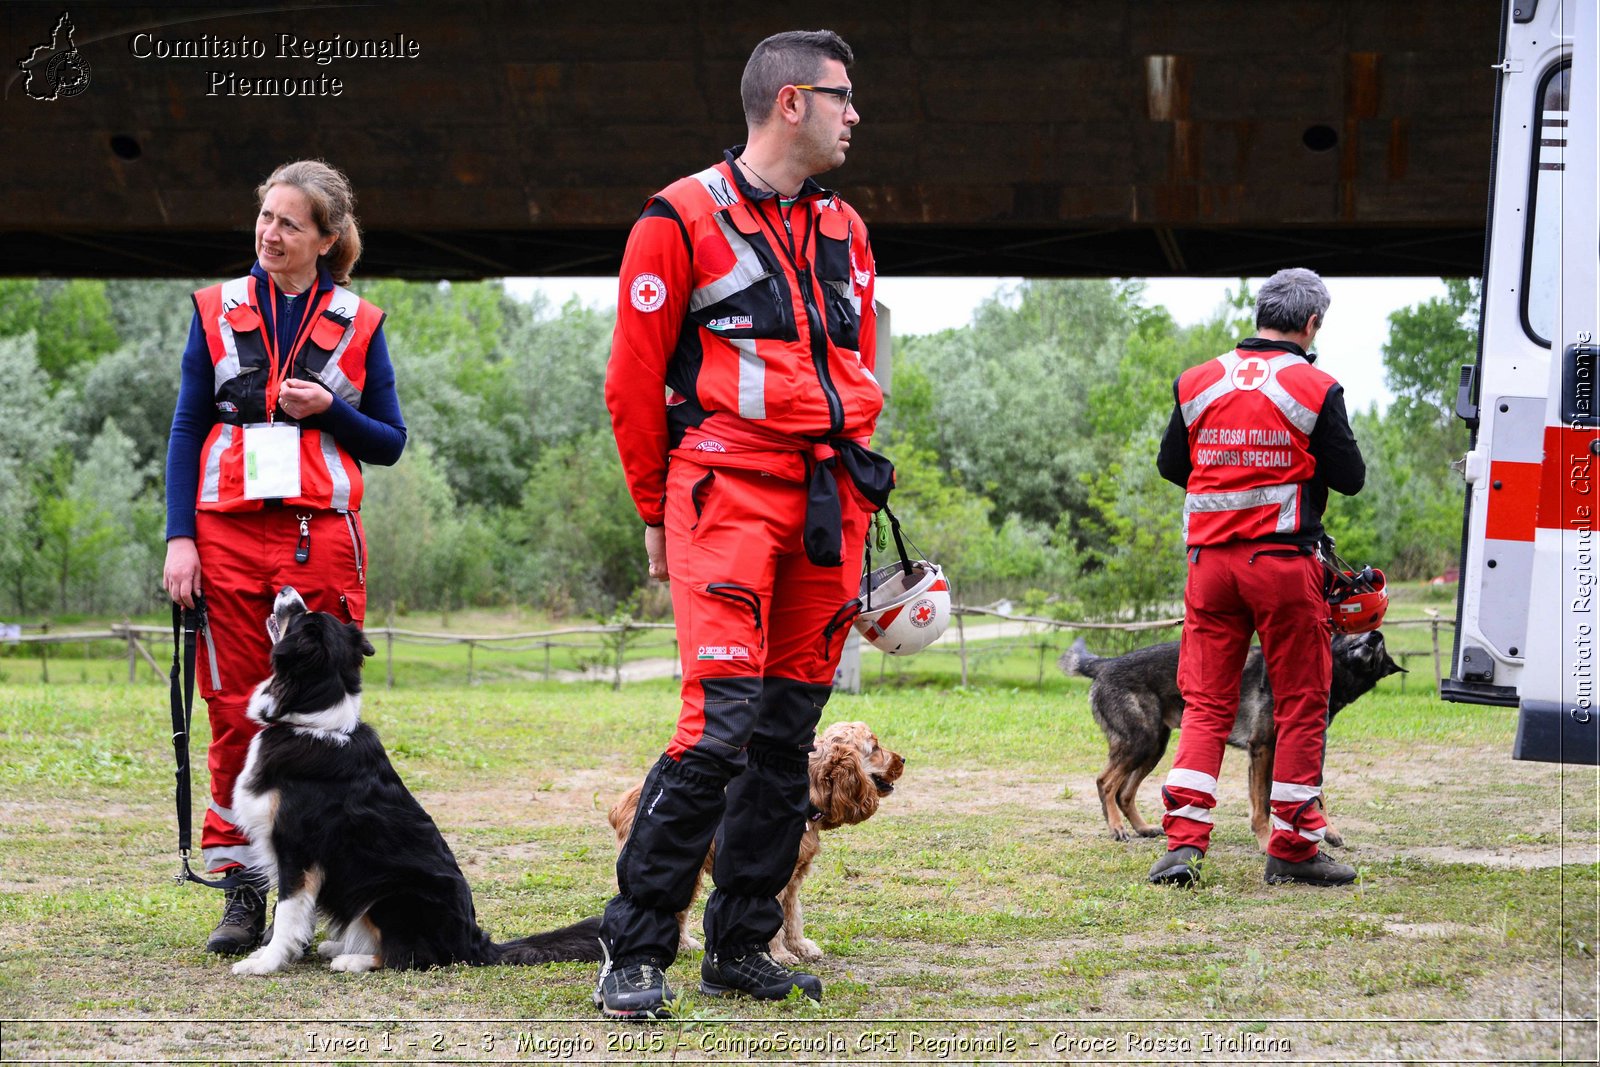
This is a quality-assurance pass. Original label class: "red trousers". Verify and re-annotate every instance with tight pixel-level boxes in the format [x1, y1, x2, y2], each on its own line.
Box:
[600, 458, 871, 963]
[194, 507, 367, 871]
[1161, 541, 1331, 863]
[664, 458, 869, 759]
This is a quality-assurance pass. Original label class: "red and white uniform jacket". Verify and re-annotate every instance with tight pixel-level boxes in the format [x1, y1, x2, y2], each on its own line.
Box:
[1163, 342, 1363, 547]
[605, 149, 883, 526]
[191, 276, 384, 513]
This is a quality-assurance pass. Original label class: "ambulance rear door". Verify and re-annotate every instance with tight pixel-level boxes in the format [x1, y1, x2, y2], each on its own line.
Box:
[1444, 0, 1599, 765]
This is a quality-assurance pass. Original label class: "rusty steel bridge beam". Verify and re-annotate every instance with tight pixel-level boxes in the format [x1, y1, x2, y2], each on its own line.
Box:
[2, 1, 1496, 278]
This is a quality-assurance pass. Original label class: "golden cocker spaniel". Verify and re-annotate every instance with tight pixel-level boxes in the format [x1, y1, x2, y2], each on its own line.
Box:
[607, 720, 905, 965]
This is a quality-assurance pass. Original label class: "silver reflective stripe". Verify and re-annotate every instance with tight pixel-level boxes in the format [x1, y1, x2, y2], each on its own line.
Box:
[1166, 767, 1219, 797]
[732, 338, 765, 419]
[1184, 483, 1300, 533]
[319, 433, 352, 510]
[1180, 352, 1241, 426]
[1166, 804, 1214, 824]
[314, 345, 361, 406]
[209, 800, 237, 823]
[1270, 781, 1322, 802]
[202, 844, 254, 869]
[220, 277, 251, 307]
[199, 425, 233, 503]
[1271, 814, 1327, 842]
[326, 283, 359, 320]
[312, 285, 363, 406]
[691, 165, 741, 208]
[1258, 354, 1319, 434]
[214, 277, 254, 391]
[215, 324, 242, 391]
[691, 214, 772, 311]
[201, 619, 221, 690]
[344, 511, 365, 587]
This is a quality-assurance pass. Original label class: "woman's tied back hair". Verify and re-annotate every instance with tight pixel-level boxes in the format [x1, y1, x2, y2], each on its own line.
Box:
[740, 30, 854, 126]
[1255, 267, 1331, 334]
[256, 159, 363, 285]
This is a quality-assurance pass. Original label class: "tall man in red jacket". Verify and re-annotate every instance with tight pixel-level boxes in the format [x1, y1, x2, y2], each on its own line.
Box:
[598, 29, 885, 1018]
[1150, 268, 1366, 888]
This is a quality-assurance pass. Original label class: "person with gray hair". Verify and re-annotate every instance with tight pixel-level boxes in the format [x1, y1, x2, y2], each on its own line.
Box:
[1148, 267, 1365, 889]
[1253, 267, 1331, 334]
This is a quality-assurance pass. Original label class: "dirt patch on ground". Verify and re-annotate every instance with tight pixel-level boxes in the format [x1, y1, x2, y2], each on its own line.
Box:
[1405, 844, 1599, 868]
[416, 766, 643, 825]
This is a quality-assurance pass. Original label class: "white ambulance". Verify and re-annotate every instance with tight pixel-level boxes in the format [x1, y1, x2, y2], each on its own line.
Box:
[1444, 0, 1599, 764]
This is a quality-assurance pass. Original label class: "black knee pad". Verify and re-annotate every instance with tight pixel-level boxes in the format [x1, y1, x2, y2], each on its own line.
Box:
[756, 678, 833, 752]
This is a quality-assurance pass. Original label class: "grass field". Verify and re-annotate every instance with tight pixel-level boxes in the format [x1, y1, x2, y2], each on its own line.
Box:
[2, 630, 1596, 1065]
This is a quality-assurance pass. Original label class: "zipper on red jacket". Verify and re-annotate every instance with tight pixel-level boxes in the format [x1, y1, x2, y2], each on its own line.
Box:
[747, 196, 845, 436]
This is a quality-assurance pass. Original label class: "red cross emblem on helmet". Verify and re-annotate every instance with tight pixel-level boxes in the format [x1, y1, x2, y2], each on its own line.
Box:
[909, 599, 936, 628]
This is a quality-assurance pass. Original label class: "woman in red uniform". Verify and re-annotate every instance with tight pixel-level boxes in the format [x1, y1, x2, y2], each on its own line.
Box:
[162, 160, 406, 953]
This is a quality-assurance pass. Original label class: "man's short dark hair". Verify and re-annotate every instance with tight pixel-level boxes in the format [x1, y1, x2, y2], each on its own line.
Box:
[741, 30, 854, 126]
[1255, 268, 1331, 333]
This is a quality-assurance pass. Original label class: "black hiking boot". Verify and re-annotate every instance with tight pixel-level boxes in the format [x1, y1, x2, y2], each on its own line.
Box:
[205, 877, 266, 955]
[1265, 850, 1357, 886]
[593, 946, 674, 1019]
[700, 950, 822, 1002]
[1147, 845, 1205, 886]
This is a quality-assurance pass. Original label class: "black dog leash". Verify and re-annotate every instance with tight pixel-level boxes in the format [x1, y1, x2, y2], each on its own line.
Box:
[168, 595, 245, 890]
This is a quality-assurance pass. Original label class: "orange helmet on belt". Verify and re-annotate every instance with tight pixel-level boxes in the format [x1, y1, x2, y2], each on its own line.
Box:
[1321, 542, 1389, 634]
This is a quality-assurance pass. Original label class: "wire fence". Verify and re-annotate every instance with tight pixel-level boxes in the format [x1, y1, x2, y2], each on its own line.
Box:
[1, 620, 680, 691]
[2, 610, 1456, 693]
[880, 609, 1455, 694]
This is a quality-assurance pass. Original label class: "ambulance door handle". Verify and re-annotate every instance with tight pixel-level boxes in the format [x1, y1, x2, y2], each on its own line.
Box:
[1455, 364, 1478, 428]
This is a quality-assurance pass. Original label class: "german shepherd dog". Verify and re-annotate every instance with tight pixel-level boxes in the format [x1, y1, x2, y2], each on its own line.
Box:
[230, 588, 602, 976]
[1060, 630, 1405, 849]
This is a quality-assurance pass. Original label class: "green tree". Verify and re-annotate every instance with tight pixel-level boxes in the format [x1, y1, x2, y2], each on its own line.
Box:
[900, 279, 1142, 531]
[102, 278, 202, 355]
[1323, 278, 1477, 579]
[34, 451, 123, 614]
[66, 339, 180, 476]
[1383, 278, 1478, 428]
[1057, 415, 1187, 644]
[511, 430, 645, 615]
[60, 420, 162, 614]
[370, 283, 618, 511]
[0, 333, 66, 615]
[501, 293, 614, 451]
[34, 280, 119, 385]
[0, 279, 42, 339]
[360, 442, 481, 618]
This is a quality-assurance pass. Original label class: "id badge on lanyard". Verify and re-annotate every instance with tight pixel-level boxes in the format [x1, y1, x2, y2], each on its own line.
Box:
[242, 423, 301, 499]
[243, 279, 325, 501]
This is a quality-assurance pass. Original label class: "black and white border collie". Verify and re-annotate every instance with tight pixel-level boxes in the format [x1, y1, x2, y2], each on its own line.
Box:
[230, 587, 601, 976]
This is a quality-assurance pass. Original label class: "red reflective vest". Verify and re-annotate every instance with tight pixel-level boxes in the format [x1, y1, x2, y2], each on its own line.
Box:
[1177, 348, 1334, 546]
[606, 156, 882, 525]
[191, 275, 385, 513]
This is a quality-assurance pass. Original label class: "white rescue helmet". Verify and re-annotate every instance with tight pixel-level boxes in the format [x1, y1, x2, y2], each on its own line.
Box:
[854, 560, 951, 655]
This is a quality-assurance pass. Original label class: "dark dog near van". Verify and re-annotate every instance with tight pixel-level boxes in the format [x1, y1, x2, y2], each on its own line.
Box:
[1060, 630, 1404, 849]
